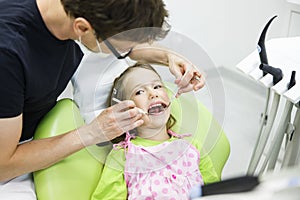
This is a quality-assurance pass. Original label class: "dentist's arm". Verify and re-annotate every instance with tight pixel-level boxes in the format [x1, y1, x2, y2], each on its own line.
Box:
[0, 100, 143, 182]
[0, 114, 83, 182]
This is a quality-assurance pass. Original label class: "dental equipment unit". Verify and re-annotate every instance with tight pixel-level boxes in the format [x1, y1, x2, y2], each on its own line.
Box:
[237, 15, 300, 175]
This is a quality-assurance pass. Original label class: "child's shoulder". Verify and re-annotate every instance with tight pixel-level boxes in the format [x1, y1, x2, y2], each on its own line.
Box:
[106, 147, 126, 170]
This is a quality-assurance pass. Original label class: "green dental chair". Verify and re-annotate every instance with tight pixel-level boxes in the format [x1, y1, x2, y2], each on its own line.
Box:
[33, 94, 230, 200]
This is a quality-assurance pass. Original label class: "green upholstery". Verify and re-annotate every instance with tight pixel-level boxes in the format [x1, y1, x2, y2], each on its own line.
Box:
[33, 99, 105, 200]
[33, 96, 230, 200]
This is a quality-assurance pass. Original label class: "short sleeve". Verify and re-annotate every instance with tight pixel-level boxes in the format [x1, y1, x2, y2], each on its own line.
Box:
[91, 149, 128, 200]
[199, 154, 220, 184]
[192, 141, 220, 184]
[0, 48, 24, 117]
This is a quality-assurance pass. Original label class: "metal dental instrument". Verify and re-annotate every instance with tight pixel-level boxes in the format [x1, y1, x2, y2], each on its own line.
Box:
[167, 74, 201, 105]
[112, 97, 148, 115]
[112, 97, 172, 116]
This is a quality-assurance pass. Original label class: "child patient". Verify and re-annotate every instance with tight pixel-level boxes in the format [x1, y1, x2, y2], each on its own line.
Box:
[91, 63, 207, 200]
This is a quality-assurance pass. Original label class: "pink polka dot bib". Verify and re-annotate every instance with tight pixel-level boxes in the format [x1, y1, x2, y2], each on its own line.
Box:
[116, 130, 203, 200]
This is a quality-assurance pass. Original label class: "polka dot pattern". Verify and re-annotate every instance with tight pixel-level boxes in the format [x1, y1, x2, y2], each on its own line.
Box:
[124, 138, 203, 199]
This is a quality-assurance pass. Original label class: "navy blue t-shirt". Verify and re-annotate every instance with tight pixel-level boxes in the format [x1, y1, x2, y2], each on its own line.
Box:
[0, 0, 83, 141]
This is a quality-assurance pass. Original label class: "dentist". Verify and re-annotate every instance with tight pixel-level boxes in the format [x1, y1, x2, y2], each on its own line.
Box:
[0, 0, 204, 199]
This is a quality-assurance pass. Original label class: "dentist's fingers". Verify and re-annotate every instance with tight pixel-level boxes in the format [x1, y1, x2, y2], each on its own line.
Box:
[175, 71, 205, 97]
[108, 100, 144, 130]
[175, 67, 194, 88]
[117, 113, 144, 132]
[176, 75, 205, 96]
[167, 54, 186, 81]
[118, 108, 144, 127]
[114, 100, 145, 121]
[167, 53, 205, 94]
[77, 100, 144, 146]
[191, 72, 205, 91]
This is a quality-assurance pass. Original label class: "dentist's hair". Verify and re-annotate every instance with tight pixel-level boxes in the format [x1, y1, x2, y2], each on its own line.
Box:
[108, 63, 176, 143]
[60, 0, 170, 43]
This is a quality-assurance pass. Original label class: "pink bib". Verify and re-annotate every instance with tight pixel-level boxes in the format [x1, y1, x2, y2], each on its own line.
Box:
[115, 130, 203, 200]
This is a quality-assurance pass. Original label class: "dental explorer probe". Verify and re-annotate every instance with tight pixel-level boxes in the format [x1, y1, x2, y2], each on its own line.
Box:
[112, 97, 148, 115]
[112, 97, 173, 116]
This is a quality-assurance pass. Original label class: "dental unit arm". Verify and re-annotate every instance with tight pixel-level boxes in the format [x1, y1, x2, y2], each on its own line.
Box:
[247, 15, 280, 175]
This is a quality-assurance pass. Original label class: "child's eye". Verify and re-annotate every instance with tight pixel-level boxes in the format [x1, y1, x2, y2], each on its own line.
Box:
[154, 85, 162, 89]
[135, 90, 144, 95]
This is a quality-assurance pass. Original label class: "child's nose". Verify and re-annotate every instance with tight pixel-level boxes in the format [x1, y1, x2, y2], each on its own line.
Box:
[149, 90, 159, 99]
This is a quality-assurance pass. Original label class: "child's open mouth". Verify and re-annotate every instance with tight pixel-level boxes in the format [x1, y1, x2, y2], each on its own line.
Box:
[147, 102, 168, 115]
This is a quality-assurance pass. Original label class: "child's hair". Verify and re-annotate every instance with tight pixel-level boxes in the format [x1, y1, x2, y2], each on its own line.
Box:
[108, 63, 176, 143]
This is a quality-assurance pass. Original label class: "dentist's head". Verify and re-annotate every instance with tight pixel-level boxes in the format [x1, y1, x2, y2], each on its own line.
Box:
[61, 0, 170, 57]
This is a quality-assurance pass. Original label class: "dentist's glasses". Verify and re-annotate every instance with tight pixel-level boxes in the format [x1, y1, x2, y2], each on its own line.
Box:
[96, 34, 133, 59]
[103, 39, 133, 59]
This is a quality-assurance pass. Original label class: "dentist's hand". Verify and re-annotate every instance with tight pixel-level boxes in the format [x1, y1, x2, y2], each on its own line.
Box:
[77, 100, 144, 146]
[128, 43, 205, 96]
[168, 53, 205, 97]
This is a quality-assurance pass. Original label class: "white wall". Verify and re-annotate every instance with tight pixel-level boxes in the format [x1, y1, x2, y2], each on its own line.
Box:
[163, 0, 300, 178]
[164, 0, 300, 68]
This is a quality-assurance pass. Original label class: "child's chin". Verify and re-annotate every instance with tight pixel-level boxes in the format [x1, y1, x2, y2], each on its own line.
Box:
[145, 114, 169, 126]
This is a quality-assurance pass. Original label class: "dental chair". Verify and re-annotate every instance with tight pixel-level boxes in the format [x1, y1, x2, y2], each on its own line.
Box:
[33, 95, 230, 200]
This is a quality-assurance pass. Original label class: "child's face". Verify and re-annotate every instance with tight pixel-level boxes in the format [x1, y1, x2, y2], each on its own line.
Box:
[124, 68, 171, 128]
